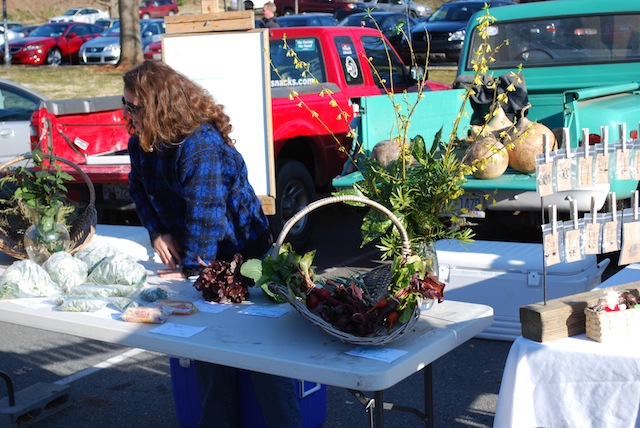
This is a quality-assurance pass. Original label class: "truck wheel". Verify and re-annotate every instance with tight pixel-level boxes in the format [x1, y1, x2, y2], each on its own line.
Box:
[142, 13, 151, 19]
[269, 160, 316, 249]
[283, 8, 294, 15]
[46, 48, 62, 66]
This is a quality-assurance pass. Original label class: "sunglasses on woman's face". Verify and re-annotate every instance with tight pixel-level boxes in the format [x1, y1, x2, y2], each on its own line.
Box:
[122, 97, 143, 114]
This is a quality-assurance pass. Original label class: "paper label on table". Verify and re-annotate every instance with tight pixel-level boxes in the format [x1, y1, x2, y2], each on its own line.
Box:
[345, 346, 407, 363]
[564, 229, 582, 263]
[536, 163, 553, 196]
[194, 300, 233, 313]
[150, 322, 206, 338]
[585, 223, 601, 254]
[543, 233, 561, 266]
[619, 221, 640, 265]
[602, 221, 620, 253]
[578, 157, 593, 188]
[238, 305, 290, 318]
[594, 154, 609, 184]
[555, 158, 572, 191]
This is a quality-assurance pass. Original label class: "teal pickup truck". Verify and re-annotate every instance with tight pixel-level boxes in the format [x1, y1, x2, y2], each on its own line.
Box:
[333, 0, 640, 225]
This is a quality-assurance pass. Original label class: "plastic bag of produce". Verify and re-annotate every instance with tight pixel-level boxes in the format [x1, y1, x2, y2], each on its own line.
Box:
[53, 296, 107, 312]
[74, 241, 117, 273]
[86, 253, 147, 286]
[109, 297, 140, 312]
[44, 251, 89, 292]
[68, 283, 143, 298]
[0, 259, 61, 298]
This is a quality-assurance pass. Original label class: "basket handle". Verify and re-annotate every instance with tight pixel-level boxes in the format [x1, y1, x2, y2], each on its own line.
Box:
[273, 195, 411, 259]
[0, 153, 96, 206]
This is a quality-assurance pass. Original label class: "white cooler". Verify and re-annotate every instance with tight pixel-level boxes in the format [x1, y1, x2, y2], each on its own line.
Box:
[434, 239, 609, 341]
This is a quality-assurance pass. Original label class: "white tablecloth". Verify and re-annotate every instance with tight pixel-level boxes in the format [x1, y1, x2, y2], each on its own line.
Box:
[494, 335, 640, 428]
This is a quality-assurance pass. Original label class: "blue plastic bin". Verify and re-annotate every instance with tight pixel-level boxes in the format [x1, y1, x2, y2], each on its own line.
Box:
[169, 358, 202, 428]
[169, 357, 326, 428]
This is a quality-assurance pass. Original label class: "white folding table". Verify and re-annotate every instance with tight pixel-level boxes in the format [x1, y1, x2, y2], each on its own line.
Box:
[0, 225, 494, 427]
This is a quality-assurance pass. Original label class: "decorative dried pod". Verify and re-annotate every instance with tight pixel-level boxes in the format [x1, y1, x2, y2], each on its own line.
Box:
[370, 139, 418, 168]
[486, 105, 514, 136]
[505, 104, 557, 173]
[467, 134, 509, 179]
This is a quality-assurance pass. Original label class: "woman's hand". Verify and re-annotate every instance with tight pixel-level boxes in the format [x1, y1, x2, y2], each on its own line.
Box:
[157, 268, 186, 279]
[153, 233, 183, 270]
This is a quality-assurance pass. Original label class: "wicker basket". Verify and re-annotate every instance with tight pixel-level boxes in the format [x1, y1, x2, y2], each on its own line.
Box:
[585, 308, 640, 343]
[0, 153, 98, 259]
[269, 195, 421, 346]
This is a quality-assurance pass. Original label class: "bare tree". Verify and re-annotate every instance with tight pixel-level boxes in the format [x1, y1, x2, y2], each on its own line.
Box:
[118, 0, 143, 69]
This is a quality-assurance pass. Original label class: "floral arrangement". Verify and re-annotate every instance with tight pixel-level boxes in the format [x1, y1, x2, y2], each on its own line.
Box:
[241, 7, 515, 337]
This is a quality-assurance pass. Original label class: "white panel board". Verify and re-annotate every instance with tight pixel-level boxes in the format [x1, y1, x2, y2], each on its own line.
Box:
[162, 30, 275, 202]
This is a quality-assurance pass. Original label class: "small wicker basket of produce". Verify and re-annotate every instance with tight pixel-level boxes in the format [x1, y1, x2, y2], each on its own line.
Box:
[243, 195, 445, 346]
[0, 152, 97, 260]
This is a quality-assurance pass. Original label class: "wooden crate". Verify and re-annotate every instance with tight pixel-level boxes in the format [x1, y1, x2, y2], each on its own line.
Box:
[165, 11, 255, 35]
[520, 282, 640, 342]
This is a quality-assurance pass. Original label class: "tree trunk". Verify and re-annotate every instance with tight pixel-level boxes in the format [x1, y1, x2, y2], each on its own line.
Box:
[95, 0, 119, 18]
[118, 0, 143, 70]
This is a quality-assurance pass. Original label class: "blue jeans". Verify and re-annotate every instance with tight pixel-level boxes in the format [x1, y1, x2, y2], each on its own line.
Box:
[194, 361, 302, 428]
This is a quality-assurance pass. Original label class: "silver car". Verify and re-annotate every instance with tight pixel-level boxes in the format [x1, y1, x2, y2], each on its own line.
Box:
[360, 0, 432, 18]
[79, 19, 165, 65]
[49, 7, 110, 24]
[0, 79, 47, 166]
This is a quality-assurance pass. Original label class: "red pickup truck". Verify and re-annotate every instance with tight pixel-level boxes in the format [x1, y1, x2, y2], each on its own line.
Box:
[30, 26, 449, 247]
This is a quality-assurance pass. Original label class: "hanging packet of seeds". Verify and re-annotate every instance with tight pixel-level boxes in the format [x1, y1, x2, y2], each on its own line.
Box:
[629, 134, 640, 179]
[535, 133, 554, 197]
[562, 201, 584, 263]
[593, 125, 612, 185]
[542, 205, 563, 266]
[554, 128, 575, 192]
[582, 197, 602, 255]
[601, 192, 622, 254]
[615, 122, 632, 181]
[619, 191, 640, 265]
[577, 128, 594, 188]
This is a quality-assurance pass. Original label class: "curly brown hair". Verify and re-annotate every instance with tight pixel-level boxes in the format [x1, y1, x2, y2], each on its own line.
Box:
[123, 60, 234, 153]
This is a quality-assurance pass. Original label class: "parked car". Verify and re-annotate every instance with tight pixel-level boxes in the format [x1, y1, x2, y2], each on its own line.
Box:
[408, 0, 515, 63]
[274, 0, 362, 18]
[338, 12, 418, 63]
[261, 12, 338, 27]
[139, 0, 179, 19]
[0, 26, 20, 45]
[0, 22, 105, 66]
[49, 7, 110, 24]
[0, 79, 48, 165]
[4, 22, 23, 31]
[143, 39, 162, 61]
[359, 0, 431, 18]
[80, 19, 165, 65]
[11, 25, 39, 38]
[94, 18, 119, 30]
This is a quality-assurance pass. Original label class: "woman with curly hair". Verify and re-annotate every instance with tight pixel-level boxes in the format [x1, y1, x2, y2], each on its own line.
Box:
[123, 60, 301, 427]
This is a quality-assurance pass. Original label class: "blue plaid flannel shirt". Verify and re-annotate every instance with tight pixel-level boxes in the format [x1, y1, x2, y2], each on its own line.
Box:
[128, 123, 270, 274]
